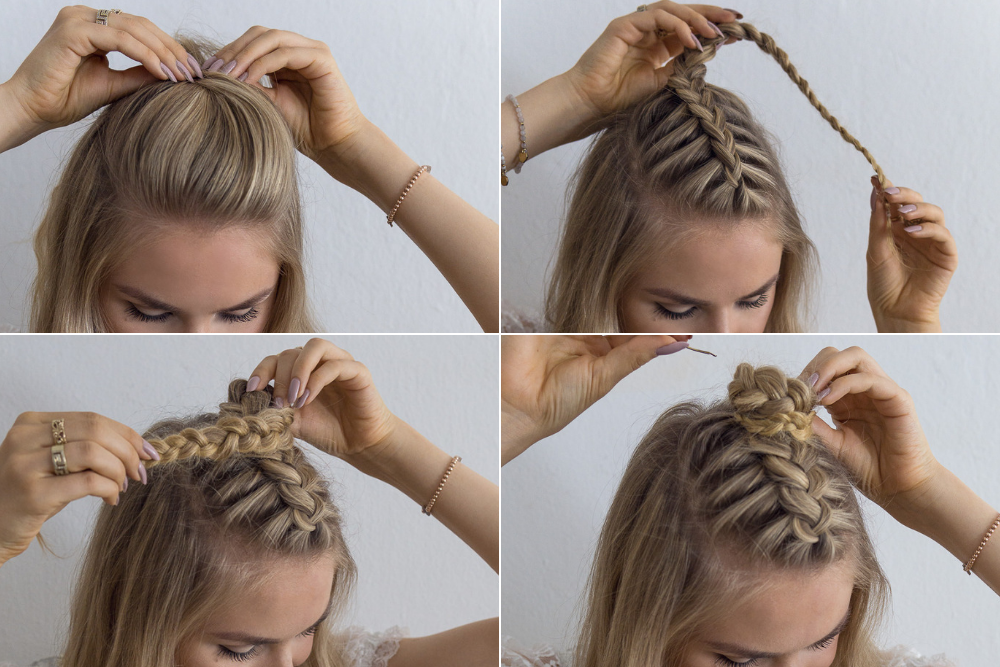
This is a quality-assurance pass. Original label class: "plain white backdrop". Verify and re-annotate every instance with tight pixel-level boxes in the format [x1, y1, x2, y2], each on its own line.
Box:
[501, 0, 1000, 332]
[0, 0, 497, 333]
[0, 334, 498, 663]
[502, 335, 1000, 665]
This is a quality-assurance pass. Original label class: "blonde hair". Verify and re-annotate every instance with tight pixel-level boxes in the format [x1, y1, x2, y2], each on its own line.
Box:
[574, 363, 889, 667]
[61, 380, 354, 667]
[546, 22, 886, 333]
[30, 37, 316, 332]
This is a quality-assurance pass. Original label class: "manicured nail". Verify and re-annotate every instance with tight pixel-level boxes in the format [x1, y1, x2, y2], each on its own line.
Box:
[247, 376, 261, 392]
[708, 22, 725, 39]
[275, 396, 285, 408]
[905, 225, 923, 233]
[884, 187, 900, 195]
[691, 35, 704, 52]
[159, 62, 177, 83]
[142, 440, 161, 461]
[870, 185, 877, 212]
[123, 477, 128, 492]
[656, 341, 690, 356]
[187, 54, 204, 79]
[222, 59, 237, 75]
[288, 378, 301, 403]
[238, 72, 249, 82]
[724, 8, 744, 19]
[139, 462, 148, 485]
[203, 55, 219, 70]
[898, 204, 917, 214]
[294, 389, 310, 409]
[808, 372, 819, 387]
[177, 60, 193, 83]
[816, 388, 831, 402]
[208, 58, 226, 72]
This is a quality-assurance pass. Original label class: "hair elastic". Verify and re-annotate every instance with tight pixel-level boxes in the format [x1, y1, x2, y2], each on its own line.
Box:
[423, 455, 461, 516]
[964, 513, 1000, 575]
[387, 165, 431, 227]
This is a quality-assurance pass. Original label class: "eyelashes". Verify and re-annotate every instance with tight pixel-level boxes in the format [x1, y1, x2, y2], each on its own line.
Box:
[713, 633, 838, 667]
[653, 293, 770, 321]
[219, 646, 259, 662]
[124, 303, 261, 325]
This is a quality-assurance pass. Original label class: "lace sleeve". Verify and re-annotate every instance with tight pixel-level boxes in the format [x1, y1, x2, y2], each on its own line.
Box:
[501, 637, 569, 667]
[881, 645, 955, 667]
[341, 626, 408, 667]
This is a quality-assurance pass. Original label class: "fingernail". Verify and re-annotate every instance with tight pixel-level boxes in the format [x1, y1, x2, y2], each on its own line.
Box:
[123, 477, 128, 492]
[898, 204, 917, 214]
[692, 35, 704, 52]
[142, 440, 161, 461]
[884, 187, 900, 195]
[709, 22, 725, 39]
[203, 55, 219, 70]
[139, 462, 148, 485]
[247, 376, 261, 392]
[208, 58, 226, 72]
[222, 60, 237, 75]
[870, 185, 877, 212]
[656, 341, 690, 356]
[177, 60, 193, 83]
[808, 372, 819, 387]
[275, 396, 285, 408]
[238, 72, 249, 82]
[724, 8, 744, 19]
[187, 54, 204, 79]
[159, 62, 178, 83]
[288, 378, 301, 403]
[905, 225, 923, 233]
[294, 389, 310, 409]
[816, 388, 831, 402]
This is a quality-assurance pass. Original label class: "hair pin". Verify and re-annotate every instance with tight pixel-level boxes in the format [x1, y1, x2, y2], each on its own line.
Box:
[687, 346, 717, 357]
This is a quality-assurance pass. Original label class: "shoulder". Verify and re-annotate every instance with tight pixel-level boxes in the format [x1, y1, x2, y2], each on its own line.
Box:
[881, 645, 955, 667]
[501, 637, 570, 667]
[342, 626, 408, 667]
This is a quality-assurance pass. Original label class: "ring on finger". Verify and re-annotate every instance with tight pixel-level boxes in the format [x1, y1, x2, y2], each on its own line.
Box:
[95, 9, 122, 26]
[51, 419, 69, 476]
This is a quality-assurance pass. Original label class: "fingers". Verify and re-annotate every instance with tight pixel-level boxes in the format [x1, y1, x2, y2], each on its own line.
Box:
[29, 440, 128, 491]
[609, 8, 701, 51]
[817, 372, 911, 413]
[248, 339, 354, 408]
[220, 29, 330, 82]
[73, 20, 168, 82]
[241, 45, 333, 87]
[301, 359, 374, 408]
[651, 1, 726, 40]
[38, 469, 122, 507]
[102, 12, 193, 82]
[116, 12, 197, 81]
[593, 335, 689, 396]
[204, 25, 270, 73]
[800, 346, 888, 395]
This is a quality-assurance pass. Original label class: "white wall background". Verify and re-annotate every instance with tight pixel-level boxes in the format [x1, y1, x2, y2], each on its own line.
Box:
[0, 334, 498, 663]
[502, 335, 1000, 665]
[501, 0, 999, 332]
[0, 0, 498, 333]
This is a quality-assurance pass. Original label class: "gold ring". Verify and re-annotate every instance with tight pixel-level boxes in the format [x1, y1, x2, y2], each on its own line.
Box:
[637, 4, 648, 11]
[51, 419, 69, 476]
[95, 9, 122, 26]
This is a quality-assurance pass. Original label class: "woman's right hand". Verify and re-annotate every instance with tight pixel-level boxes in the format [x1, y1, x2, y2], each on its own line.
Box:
[501, 335, 690, 465]
[563, 3, 739, 124]
[0, 411, 155, 566]
[0, 6, 194, 151]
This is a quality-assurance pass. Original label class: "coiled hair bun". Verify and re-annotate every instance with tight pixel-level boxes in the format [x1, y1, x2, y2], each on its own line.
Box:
[728, 363, 816, 441]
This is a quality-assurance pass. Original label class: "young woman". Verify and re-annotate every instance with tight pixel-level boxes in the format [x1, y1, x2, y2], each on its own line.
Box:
[0, 338, 498, 666]
[501, 336, 998, 666]
[500, 3, 957, 333]
[0, 6, 499, 332]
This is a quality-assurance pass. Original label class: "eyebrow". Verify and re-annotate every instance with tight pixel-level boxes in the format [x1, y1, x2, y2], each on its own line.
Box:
[706, 609, 851, 660]
[114, 285, 274, 313]
[644, 273, 780, 308]
[211, 599, 335, 646]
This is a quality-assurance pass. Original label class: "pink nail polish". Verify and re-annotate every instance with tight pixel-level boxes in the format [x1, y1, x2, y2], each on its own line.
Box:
[656, 341, 690, 355]
[222, 59, 237, 75]
[723, 8, 744, 19]
[808, 372, 819, 387]
[177, 60, 193, 83]
[692, 35, 704, 52]
[142, 440, 160, 461]
[898, 204, 917, 214]
[870, 185, 877, 212]
[275, 396, 285, 408]
[208, 58, 226, 72]
[709, 22, 725, 39]
[905, 225, 923, 233]
[159, 62, 177, 83]
[247, 376, 261, 392]
[203, 55, 219, 70]
[139, 462, 148, 485]
[187, 54, 204, 79]
[816, 388, 831, 402]
[884, 187, 900, 195]
[123, 477, 128, 492]
[238, 72, 249, 82]
[288, 378, 301, 404]
[294, 389, 310, 409]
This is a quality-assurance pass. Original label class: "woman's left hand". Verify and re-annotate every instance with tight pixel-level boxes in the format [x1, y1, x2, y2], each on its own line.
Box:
[867, 177, 957, 332]
[207, 27, 367, 163]
[800, 346, 942, 514]
[247, 338, 397, 459]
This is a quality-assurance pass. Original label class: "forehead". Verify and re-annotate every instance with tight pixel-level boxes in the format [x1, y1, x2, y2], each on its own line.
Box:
[110, 225, 280, 310]
[697, 562, 855, 655]
[634, 219, 784, 297]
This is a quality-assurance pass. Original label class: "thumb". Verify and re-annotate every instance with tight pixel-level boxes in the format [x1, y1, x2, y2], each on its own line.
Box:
[868, 176, 893, 264]
[104, 65, 158, 103]
[592, 335, 689, 397]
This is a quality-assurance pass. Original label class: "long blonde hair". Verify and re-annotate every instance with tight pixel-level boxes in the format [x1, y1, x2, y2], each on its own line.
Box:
[61, 380, 354, 667]
[574, 364, 889, 667]
[30, 37, 316, 332]
[546, 22, 887, 333]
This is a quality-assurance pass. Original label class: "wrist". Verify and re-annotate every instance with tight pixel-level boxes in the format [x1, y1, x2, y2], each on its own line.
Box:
[874, 315, 942, 333]
[0, 80, 42, 152]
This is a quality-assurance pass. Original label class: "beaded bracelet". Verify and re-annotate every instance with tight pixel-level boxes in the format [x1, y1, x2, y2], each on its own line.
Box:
[423, 455, 462, 516]
[964, 513, 1000, 575]
[501, 142, 509, 186]
[506, 94, 528, 174]
[387, 165, 431, 227]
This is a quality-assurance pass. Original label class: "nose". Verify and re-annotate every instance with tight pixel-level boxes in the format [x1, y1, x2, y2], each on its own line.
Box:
[181, 316, 216, 334]
[705, 310, 731, 333]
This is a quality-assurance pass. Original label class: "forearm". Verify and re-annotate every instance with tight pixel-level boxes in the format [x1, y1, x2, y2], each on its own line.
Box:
[345, 418, 499, 573]
[501, 73, 601, 169]
[316, 123, 499, 332]
[0, 81, 41, 153]
[889, 464, 1000, 595]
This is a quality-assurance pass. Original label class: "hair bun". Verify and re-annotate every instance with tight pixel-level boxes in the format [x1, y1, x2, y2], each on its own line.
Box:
[224, 378, 275, 418]
[727, 363, 815, 440]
